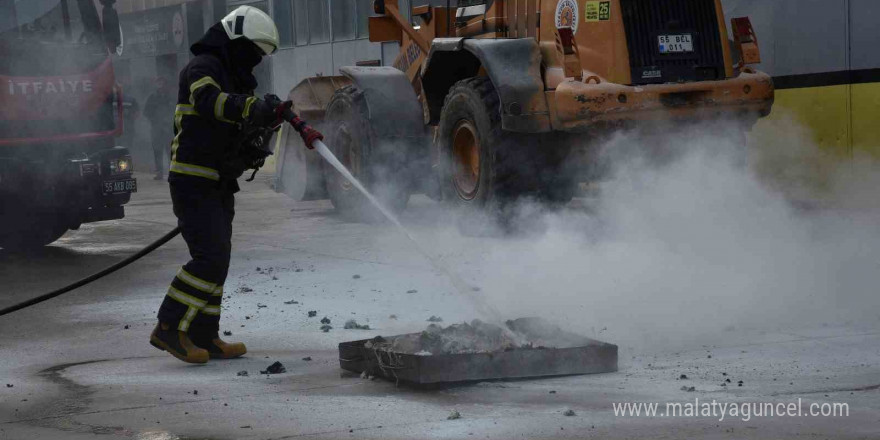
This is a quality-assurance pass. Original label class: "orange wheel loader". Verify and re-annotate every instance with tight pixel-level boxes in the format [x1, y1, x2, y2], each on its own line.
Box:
[276, 0, 773, 220]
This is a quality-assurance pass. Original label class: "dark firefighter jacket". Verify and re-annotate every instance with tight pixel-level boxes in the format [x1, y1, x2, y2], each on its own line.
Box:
[169, 24, 260, 188]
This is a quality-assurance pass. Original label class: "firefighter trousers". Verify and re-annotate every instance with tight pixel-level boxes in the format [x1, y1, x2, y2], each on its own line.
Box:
[157, 179, 235, 336]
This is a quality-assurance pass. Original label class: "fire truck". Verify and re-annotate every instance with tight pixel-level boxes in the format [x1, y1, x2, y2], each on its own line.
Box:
[0, 0, 135, 249]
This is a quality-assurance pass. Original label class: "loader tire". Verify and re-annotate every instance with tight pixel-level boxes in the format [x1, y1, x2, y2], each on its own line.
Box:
[438, 76, 523, 209]
[323, 85, 410, 222]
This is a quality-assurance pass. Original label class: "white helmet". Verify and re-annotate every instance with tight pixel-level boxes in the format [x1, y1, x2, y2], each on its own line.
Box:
[221, 6, 280, 55]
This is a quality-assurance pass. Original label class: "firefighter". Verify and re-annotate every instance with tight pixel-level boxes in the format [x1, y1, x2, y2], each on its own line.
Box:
[150, 6, 310, 363]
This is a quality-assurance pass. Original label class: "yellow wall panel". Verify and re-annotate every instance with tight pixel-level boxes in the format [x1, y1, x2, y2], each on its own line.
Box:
[750, 82, 880, 203]
[750, 85, 854, 202]
[851, 82, 880, 158]
[757, 83, 880, 159]
[759, 85, 851, 157]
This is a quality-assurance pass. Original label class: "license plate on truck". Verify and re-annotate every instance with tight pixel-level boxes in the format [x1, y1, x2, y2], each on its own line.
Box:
[102, 179, 137, 195]
[658, 34, 693, 53]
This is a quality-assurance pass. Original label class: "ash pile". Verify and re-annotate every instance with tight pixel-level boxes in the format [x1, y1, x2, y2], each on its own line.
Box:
[367, 318, 595, 356]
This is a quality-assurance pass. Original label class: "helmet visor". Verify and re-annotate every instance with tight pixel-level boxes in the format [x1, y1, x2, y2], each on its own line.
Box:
[253, 40, 277, 56]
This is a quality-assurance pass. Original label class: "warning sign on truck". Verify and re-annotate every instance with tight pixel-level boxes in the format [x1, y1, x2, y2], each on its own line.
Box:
[585, 1, 611, 22]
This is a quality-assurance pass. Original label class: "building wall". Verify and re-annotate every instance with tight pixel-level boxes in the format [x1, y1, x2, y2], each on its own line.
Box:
[723, 0, 880, 158]
[260, 0, 402, 97]
[114, 0, 204, 14]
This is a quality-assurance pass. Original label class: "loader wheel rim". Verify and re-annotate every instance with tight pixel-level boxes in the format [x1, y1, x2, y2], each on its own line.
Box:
[452, 120, 480, 200]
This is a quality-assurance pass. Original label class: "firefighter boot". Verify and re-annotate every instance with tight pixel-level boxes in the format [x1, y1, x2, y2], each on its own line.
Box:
[190, 332, 247, 359]
[150, 322, 210, 364]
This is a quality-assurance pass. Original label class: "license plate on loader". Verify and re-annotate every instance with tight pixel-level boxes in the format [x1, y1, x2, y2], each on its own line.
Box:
[659, 34, 694, 53]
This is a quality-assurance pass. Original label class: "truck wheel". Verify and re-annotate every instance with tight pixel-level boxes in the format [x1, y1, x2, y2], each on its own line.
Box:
[323, 85, 410, 222]
[0, 215, 68, 251]
[438, 77, 517, 208]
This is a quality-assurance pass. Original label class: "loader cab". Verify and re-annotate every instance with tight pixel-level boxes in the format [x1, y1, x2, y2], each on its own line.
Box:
[455, 0, 490, 24]
[406, 0, 540, 39]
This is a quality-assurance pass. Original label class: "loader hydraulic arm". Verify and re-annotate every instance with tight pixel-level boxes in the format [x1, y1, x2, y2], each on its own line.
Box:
[373, 0, 431, 54]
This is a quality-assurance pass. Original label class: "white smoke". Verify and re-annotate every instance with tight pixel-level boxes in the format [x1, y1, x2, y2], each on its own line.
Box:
[412, 117, 880, 354]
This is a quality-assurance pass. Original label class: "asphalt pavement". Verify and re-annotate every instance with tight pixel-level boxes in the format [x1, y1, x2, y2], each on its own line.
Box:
[1, 172, 878, 439]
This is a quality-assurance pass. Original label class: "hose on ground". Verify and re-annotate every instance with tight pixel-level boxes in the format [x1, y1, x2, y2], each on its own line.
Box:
[0, 227, 181, 317]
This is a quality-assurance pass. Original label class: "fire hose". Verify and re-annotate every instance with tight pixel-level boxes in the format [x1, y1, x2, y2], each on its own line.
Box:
[0, 227, 181, 317]
[0, 108, 323, 318]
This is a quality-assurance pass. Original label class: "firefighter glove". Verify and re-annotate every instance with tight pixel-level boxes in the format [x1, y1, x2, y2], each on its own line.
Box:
[247, 98, 279, 128]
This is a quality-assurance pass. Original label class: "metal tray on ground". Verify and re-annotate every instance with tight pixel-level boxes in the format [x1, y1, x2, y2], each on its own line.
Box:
[338, 324, 618, 385]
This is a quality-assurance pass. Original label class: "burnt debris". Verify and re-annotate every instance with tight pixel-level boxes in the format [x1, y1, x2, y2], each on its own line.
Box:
[344, 319, 371, 330]
[260, 362, 286, 375]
